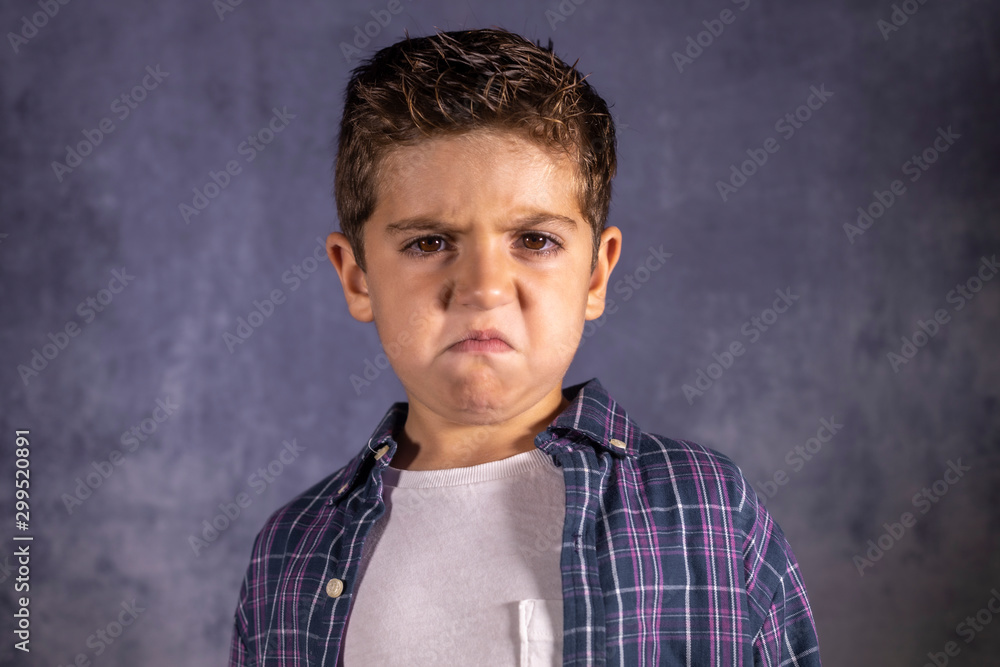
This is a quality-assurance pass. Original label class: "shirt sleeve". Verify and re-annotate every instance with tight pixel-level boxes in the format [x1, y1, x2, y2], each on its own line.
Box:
[739, 478, 822, 666]
[229, 525, 268, 667]
[228, 609, 255, 667]
[750, 543, 821, 666]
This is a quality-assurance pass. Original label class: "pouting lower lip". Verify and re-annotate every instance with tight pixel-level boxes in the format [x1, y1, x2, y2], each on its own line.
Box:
[456, 328, 509, 347]
[450, 338, 512, 352]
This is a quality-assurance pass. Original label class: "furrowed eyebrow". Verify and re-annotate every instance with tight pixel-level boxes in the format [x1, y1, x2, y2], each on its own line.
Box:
[516, 213, 579, 233]
[383, 215, 447, 236]
[383, 213, 579, 236]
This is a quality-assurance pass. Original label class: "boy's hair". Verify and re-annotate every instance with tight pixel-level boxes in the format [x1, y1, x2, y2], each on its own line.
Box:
[333, 27, 617, 274]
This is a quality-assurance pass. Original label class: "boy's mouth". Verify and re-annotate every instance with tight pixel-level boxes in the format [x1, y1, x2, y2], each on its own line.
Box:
[449, 327, 513, 353]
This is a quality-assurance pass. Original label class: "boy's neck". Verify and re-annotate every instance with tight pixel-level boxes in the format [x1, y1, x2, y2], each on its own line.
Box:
[389, 386, 570, 471]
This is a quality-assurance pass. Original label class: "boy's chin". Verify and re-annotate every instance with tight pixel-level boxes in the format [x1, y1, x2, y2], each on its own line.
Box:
[410, 366, 563, 412]
[405, 369, 510, 403]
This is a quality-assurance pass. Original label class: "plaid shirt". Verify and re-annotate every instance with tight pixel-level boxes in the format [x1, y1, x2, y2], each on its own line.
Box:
[229, 377, 821, 666]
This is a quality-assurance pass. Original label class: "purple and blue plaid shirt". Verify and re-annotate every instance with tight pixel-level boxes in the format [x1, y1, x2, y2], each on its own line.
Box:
[229, 376, 821, 665]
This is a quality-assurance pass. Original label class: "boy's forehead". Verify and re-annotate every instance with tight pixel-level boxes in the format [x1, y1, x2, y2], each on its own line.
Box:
[370, 130, 585, 232]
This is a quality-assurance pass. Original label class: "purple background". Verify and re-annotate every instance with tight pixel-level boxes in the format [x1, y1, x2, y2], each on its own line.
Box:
[1, 0, 999, 664]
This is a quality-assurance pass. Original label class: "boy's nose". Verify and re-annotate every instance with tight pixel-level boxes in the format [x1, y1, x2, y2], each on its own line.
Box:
[450, 244, 515, 311]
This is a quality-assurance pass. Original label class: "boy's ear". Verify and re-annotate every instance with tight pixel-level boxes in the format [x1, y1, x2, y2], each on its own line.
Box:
[585, 226, 623, 320]
[326, 232, 374, 323]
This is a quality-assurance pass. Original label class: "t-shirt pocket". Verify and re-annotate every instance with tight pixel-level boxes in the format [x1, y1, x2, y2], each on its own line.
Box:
[518, 598, 563, 667]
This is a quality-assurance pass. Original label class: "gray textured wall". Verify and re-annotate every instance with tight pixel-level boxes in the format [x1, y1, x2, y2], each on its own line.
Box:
[1, 0, 998, 665]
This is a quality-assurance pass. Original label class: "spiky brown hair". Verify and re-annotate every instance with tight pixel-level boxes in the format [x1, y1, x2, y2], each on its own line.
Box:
[332, 27, 617, 273]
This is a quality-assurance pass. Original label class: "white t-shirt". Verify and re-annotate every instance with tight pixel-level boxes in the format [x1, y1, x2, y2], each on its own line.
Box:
[340, 446, 566, 666]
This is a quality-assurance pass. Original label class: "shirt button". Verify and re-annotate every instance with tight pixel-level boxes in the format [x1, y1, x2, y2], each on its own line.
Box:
[610, 438, 627, 449]
[374, 444, 390, 460]
[326, 578, 344, 598]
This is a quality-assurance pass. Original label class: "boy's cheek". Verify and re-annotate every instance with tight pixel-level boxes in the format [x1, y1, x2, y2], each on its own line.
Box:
[408, 309, 431, 330]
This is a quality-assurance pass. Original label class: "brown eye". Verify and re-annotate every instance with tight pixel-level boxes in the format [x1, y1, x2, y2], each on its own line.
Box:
[522, 233, 548, 250]
[416, 237, 443, 252]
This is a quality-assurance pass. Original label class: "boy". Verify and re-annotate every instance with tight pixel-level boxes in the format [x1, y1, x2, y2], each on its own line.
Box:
[229, 27, 821, 666]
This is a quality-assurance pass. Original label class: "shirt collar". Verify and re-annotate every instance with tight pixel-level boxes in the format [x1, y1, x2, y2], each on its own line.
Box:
[325, 376, 641, 505]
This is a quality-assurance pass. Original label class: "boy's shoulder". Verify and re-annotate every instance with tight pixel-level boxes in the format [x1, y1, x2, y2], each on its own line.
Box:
[539, 375, 761, 521]
[629, 431, 764, 538]
[632, 430, 755, 504]
[634, 428, 747, 480]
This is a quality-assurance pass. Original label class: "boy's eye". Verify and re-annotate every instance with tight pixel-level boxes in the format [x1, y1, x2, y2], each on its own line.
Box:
[413, 237, 445, 253]
[521, 233, 550, 251]
[519, 232, 562, 254]
[402, 233, 562, 257]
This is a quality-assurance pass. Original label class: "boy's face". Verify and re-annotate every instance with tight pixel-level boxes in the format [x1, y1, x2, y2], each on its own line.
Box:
[327, 128, 621, 425]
